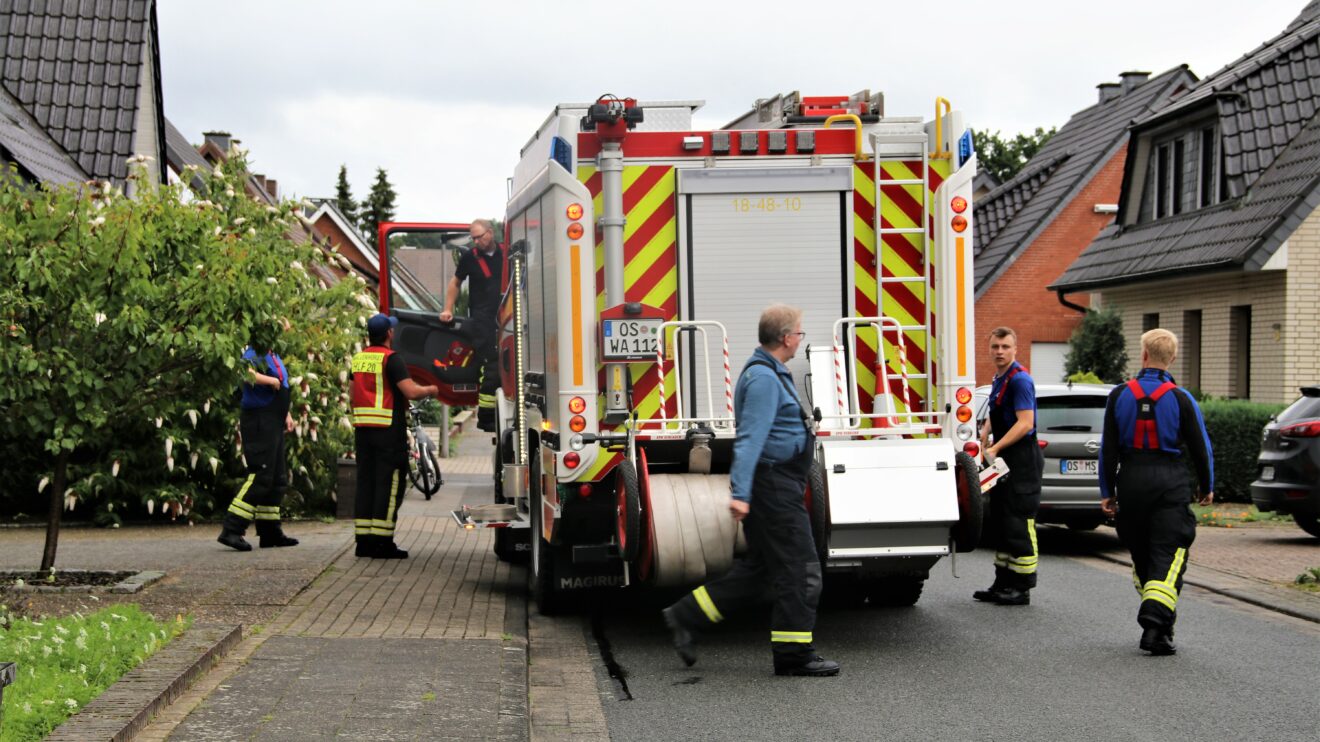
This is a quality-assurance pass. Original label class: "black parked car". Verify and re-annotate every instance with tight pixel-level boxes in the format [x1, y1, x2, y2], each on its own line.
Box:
[1251, 386, 1320, 539]
[975, 382, 1114, 531]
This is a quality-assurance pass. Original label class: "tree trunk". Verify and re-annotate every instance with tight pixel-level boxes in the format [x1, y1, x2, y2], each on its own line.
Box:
[40, 451, 70, 571]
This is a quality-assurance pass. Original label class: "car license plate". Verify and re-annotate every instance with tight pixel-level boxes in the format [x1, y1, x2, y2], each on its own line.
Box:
[601, 318, 662, 361]
[1261, 466, 1274, 481]
[1060, 459, 1098, 476]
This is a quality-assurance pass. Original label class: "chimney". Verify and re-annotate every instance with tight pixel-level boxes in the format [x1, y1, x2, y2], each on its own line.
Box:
[1097, 82, 1122, 104]
[264, 178, 278, 200]
[202, 131, 231, 152]
[1119, 70, 1151, 95]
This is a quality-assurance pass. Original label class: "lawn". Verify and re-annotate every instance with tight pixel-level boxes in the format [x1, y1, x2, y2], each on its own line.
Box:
[1190, 504, 1294, 528]
[0, 604, 187, 741]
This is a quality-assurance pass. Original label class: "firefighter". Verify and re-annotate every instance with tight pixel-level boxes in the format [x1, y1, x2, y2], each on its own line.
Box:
[439, 219, 504, 433]
[974, 326, 1044, 605]
[217, 324, 300, 551]
[661, 305, 840, 677]
[1100, 329, 1213, 656]
[350, 313, 440, 559]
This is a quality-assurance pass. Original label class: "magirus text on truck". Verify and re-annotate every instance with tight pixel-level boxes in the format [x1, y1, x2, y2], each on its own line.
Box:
[378, 91, 989, 614]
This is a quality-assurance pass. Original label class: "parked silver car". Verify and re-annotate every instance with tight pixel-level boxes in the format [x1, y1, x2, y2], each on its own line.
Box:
[974, 382, 1114, 531]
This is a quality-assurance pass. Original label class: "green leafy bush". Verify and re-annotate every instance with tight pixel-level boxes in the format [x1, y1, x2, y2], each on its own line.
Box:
[1066, 371, 1104, 385]
[1199, 399, 1287, 503]
[1065, 307, 1127, 384]
[0, 604, 187, 741]
[0, 158, 371, 565]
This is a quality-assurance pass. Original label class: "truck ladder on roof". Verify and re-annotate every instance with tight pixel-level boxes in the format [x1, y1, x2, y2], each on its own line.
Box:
[871, 132, 932, 422]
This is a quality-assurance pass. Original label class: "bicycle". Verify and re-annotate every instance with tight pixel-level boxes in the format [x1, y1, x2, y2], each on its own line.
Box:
[407, 404, 444, 499]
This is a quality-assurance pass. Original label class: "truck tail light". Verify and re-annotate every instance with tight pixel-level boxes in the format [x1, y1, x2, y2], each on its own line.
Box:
[951, 196, 968, 213]
[578, 484, 593, 497]
[1038, 439, 1049, 449]
[568, 396, 587, 414]
[566, 203, 584, 220]
[567, 223, 584, 240]
[951, 215, 968, 233]
[1280, 420, 1320, 438]
[955, 387, 972, 404]
[956, 405, 972, 423]
[564, 452, 581, 469]
[569, 415, 587, 432]
[963, 441, 980, 457]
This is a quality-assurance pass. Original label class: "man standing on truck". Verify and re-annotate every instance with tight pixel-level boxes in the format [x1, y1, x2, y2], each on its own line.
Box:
[660, 305, 840, 678]
[439, 219, 503, 433]
[1099, 329, 1213, 656]
[350, 313, 440, 559]
[974, 326, 1044, 606]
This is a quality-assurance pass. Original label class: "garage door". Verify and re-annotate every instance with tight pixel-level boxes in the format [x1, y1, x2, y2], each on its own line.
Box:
[681, 168, 850, 418]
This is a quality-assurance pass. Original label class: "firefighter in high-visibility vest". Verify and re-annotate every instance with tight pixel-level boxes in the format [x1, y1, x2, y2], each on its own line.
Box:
[217, 324, 300, 551]
[439, 219, 504, 433]
[1100, 328, 1214, 656]
[350, 313, 440, 559]
[974, 326, 1044, 606]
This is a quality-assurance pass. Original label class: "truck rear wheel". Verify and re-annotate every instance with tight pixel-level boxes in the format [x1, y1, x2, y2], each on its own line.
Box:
[529, 454, 561, 615]
[864, 575, 925, 608]
[806, 459, 829, 571]
[952, 451, 984, 553]
[1296, 513, 1320, 539]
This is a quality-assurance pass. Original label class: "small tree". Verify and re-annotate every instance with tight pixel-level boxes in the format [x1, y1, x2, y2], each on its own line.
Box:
[359, 167, 397, 240]
[974, 127, 1058, 183]
[1065, 307, 1128, 384]
[334, 164, 359, 225]
[0, 158, 371, 570]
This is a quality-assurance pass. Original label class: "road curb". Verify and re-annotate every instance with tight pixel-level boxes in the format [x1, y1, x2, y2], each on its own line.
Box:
[46, 622, 242, 742]
[1093, 552, 1320, 624]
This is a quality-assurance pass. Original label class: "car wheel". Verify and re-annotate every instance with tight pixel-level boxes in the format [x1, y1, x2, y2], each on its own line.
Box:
[864, 575, 925, 608]
[1296, 513, 1320, 539]
[1066, 518, 1103, 532]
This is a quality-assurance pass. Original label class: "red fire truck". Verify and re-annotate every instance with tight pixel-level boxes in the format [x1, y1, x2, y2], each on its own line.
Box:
[379, 91, 985, 613]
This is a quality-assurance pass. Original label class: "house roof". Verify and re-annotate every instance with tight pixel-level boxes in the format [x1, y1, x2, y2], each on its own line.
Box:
[1052, 7, 1320, 292]
[0, 0, 164, 185]
[0, 82, 87, 185]
[972, 66, 1195, 297]
[163, 117, 209, 190]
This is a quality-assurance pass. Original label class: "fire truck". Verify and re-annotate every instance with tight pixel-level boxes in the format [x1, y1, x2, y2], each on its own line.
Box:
[379, 91, 986, 614]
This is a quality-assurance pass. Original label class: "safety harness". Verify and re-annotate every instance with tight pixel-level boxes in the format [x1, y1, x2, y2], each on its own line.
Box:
[1125, 379, 1177, 449]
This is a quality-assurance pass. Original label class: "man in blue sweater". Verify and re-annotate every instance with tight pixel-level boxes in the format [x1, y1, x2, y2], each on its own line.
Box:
[661, 304, 839, 677]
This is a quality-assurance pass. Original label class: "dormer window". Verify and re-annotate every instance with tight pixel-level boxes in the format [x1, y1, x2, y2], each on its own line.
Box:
[1138, 118, 1220, 223]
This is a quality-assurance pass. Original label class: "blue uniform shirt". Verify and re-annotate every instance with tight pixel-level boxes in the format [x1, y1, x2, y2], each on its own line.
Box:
[988, 361, 1036, 438]
[1099, 368, 1214, 500]
[729, 347, 810, 503]
[240, 347, 289, 410]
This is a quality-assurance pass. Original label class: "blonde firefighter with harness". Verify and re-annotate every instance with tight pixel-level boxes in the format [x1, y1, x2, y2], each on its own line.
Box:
[350, 313, 440, 559]
[661, 305, 840, 678]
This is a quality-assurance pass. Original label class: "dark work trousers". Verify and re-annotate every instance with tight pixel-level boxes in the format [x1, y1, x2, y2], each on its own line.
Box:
[224, 406, 288, 537]
[1115, 452, 1197, 632]
[668, 449, 822, 666]
[470, 316, 499, 423]
[354, 427, 408, 546]
[984, 436, 1043, 591]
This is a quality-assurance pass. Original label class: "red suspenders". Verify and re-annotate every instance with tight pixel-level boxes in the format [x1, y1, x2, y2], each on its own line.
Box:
[1125, 379, 1177, 449]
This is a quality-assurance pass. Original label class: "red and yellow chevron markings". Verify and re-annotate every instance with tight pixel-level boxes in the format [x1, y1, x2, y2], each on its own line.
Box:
[578, 164, 678, 479]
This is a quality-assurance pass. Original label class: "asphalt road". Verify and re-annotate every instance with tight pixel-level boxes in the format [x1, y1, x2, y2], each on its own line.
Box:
[583, 531, 1320, 742]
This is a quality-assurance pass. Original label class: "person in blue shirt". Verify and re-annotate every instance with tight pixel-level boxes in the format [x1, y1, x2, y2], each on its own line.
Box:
[217, 323, 299, 551]
[661, 305, 839, 678]
[1099, 328, 1214, 656]
[973, 327, 1044, 606]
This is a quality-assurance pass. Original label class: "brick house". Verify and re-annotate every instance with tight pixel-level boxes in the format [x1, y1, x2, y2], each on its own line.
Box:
[1053, 4, 1320, 403]
[0, 0, 166, 192]
[973, 68, 1195, 384]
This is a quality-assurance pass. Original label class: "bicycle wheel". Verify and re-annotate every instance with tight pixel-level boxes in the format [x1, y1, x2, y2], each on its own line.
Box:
[418, 448, 442, 499]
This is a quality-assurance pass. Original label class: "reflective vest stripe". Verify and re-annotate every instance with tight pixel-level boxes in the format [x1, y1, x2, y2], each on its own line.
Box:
[770, 631, 813, 643]
[351, 349, 394, 427]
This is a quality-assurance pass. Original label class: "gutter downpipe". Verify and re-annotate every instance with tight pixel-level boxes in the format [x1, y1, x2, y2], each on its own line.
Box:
[1056, 288, 1089, 314]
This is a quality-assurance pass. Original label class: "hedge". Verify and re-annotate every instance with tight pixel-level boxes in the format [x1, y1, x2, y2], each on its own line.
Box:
[1199, 398, 1287, 503]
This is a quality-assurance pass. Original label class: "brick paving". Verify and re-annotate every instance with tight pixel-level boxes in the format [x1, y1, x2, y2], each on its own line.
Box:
[1186, 521, 1320, 584]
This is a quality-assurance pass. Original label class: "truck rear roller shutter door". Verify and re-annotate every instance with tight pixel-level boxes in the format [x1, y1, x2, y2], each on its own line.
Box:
[681, 172, 849, 417]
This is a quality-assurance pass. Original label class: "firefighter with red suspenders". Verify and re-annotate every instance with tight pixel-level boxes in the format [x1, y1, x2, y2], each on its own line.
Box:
[350, 314, 440, 559]
[439, 219, 505, 433]
[1100, 328, 1214, 655]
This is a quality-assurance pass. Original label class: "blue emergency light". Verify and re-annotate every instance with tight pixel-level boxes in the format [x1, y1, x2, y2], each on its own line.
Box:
[550, 135, 573, 172]
[957, 130, 974, 168]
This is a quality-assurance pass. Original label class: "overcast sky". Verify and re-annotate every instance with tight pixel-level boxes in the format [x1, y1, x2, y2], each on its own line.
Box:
[157, 0, 1309, 221]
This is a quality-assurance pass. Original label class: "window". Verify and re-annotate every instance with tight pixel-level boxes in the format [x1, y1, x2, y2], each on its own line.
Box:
[1182, 309, 1202, 391]
[1142, 313, 1160, 332]
[1199, 127, 1217, 208]
[1037, 395, 1108, 434]
[1172, 139, 1186, 215]
[1155, 144, 1170, 219]
[1230, 305, 1252, 399]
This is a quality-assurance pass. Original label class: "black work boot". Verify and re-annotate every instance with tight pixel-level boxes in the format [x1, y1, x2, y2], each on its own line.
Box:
[217, 515, 253, 552]
[256, 521, 299, 548]
[477, 407, 496, 433]
[989, 587, 1030, 606]
[374, 540, 409, 559]
[1139, 627, 1176, 656]
[661, 606, 697, 667]
[355, 535, 377, 557]
[973, 586, 1001, 602]
[774, 655, 841, 677]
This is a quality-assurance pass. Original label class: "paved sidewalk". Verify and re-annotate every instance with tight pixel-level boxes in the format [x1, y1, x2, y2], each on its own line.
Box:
[138, 431, 530, 741]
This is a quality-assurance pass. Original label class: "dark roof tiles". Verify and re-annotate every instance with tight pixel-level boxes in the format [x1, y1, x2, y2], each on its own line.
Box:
[0, 83, 88, 185]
